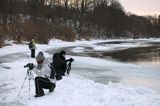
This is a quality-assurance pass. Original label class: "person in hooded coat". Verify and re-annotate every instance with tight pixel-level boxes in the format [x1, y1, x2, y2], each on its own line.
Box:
[32, 51, 56, 97]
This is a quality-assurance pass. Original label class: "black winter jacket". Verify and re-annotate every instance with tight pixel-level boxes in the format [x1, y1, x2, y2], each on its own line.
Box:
[52, 53, 67, 75]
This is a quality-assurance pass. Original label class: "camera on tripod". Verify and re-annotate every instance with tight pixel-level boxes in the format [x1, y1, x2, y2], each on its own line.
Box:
[18, 63, 35, 99]
[69, 58, 74, 62]
[24, 63, 34, 70]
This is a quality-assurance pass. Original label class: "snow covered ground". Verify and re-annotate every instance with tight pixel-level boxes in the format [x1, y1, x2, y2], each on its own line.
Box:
[0, 39, 160, 106]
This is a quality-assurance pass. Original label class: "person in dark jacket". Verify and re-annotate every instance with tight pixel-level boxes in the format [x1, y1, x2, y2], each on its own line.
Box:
[29, 39, 36, 58]
[52, 50, 73, 80]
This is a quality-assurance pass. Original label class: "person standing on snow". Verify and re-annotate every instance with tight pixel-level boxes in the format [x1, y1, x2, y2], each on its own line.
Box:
[51, 50, 74, 80]
[32, 51, 56, 97]
[29, 39, 36, 58]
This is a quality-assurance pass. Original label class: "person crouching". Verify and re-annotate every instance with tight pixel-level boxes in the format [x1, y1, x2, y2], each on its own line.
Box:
[32, 51, 56, 97]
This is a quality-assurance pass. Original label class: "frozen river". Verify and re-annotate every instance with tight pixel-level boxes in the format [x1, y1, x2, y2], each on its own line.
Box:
[1, 39, 160, 93]
[0, 39, 160, 106]
[46, 39, 160, 93]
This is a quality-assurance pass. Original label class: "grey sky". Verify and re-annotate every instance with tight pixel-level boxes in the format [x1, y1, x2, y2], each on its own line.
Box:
[118, 0, 160, 15]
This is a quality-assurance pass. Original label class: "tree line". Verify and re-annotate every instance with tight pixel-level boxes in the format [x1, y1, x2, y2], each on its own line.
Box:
[0, 0, 160, 47]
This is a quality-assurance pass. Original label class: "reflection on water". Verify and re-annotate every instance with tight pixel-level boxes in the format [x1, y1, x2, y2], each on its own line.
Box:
[103, 46, 160, 64]
[126, 77, 160, 93]
[93, 41, 160, 64]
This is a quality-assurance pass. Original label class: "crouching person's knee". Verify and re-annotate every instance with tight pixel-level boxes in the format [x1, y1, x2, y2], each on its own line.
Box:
[35, 77, 42, 84]
[56, 75, 62, 80]
[49, 83, 56, 92]
[35, 77, 40, 81]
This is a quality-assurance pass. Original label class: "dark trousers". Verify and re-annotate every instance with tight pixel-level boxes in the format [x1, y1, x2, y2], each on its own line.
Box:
[55, 75, 62, 80]
[31, 49, 35, 58]
[35, 77, 55, 95]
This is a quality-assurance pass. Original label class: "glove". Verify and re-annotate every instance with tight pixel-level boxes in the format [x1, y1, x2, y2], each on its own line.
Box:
[29, 64, 34, 70]
[24, 63, 34, 70]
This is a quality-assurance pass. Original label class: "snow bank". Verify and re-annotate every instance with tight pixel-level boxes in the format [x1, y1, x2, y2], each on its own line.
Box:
[0, 58, 160, 106]
[29, 77, 160, 106]
[26, 77, 160, 106]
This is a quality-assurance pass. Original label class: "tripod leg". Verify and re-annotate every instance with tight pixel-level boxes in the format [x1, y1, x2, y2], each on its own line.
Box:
[29, 79, 31, 100]
[17, 73, 28, 97]
[31, 71, 35, 84]
[27, 71, 35, 100]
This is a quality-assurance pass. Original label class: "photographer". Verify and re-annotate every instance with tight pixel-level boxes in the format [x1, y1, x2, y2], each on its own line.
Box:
[32, 51, 56, 97]
[52, 50, 74, 80]
[29, 39, 36, 58]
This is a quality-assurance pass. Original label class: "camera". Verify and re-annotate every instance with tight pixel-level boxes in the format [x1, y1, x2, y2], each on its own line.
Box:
[24, 63, 34, 70]
[69, 58, 74, 62]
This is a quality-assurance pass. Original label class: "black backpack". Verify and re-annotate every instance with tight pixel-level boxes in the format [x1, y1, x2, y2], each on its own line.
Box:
[49, 62, 62, 81]
[49, 53, 64, 80]
[29, 41, 33, 49]
[49, 53, 60, 79]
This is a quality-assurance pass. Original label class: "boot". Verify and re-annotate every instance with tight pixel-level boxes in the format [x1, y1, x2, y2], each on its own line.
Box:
[34, 94, 44, 97]
[49, 84, 56, 92]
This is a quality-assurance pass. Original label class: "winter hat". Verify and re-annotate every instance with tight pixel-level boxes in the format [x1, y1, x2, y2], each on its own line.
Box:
[59, 50, 66, 55]
[36, 51, 45, 64]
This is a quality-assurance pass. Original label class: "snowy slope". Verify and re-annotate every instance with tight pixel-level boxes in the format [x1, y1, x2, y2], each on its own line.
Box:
[1, 59, 160, 106]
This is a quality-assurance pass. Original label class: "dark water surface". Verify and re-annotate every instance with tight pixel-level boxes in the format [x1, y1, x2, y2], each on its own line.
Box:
[103, 46, 160, 64]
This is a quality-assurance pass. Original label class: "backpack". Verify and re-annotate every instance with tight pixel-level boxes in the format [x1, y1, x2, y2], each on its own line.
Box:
[49, 63, 55, 79]
[49, 53, 60, 79]
[29, 41, 33, 49]
[49, 62, 62, 81]
[50, 53, 62, 67]
[49, 53, 65, 80]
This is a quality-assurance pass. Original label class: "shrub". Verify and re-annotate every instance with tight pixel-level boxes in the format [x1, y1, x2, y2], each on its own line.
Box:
[0, 34, 5, 48]
[54, 25, 76, 41]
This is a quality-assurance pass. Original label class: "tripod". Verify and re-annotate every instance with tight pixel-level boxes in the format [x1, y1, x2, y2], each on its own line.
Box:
[66, 61, 72, 76]
[17, 68, 34, 100]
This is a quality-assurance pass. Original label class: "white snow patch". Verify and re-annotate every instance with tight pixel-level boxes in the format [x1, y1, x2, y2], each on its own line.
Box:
[72, 47, 85, 53]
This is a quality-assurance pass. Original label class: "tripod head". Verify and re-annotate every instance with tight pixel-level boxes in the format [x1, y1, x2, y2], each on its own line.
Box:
[24, 63, 34, 70]
[24, 63, 34, 80]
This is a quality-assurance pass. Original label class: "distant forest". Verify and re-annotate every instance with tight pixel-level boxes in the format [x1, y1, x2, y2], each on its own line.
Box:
[0, 0, 160, 46]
